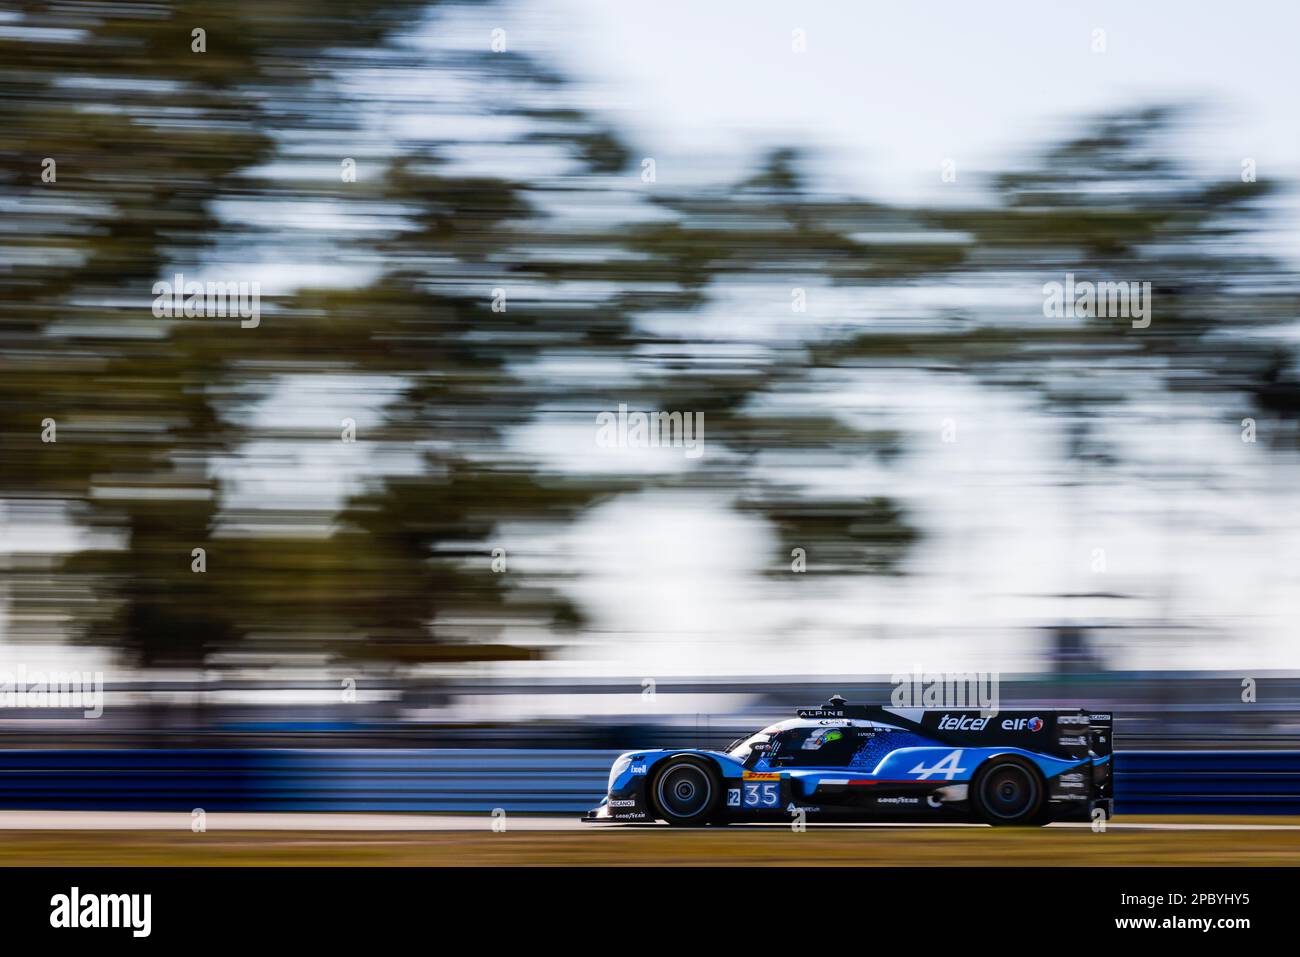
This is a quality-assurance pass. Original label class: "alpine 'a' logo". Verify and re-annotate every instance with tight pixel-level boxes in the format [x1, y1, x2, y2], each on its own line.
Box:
[908, 749, 967, 780]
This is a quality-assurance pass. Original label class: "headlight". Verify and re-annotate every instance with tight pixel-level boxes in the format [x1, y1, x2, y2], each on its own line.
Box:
[608, 754, 633, 790]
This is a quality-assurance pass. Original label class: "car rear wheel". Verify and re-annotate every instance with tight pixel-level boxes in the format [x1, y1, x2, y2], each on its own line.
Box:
[649, 756, 722, 826]
[971, 757, 1047, 826]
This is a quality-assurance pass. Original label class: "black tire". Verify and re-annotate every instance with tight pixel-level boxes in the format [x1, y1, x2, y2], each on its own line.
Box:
[649, 756, 723, 826]
[970, 756, 1047, 826]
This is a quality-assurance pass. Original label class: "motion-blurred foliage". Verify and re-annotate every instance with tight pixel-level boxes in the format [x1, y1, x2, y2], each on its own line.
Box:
[1, 4, 1295, 670]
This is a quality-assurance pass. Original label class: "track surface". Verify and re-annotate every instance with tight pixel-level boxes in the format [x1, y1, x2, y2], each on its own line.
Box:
[2, 811, 1300, 831]
[1, 813, 1298, 865]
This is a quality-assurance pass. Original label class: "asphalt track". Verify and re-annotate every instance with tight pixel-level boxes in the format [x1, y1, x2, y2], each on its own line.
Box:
[0, 811, 1294, 865]
[0, 812, 1296, 866]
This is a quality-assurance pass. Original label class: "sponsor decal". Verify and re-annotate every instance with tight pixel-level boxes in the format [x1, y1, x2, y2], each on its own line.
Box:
[876, 796, 920, 805]
[1057, 714, 1089, 726]
[743, 771, 780, 781]
[609, 799, 637, 808]
[938, 714, 990, 731]
[630, 764, 647, 775]
[1058, 734, 1087, 746]
[1000, 716, 1043, 731]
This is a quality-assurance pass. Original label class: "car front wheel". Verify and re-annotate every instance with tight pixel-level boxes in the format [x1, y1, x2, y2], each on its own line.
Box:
[649, 756, 722, 826]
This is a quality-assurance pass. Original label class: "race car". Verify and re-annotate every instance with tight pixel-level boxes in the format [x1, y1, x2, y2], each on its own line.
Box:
[584, 696, 1113, 826]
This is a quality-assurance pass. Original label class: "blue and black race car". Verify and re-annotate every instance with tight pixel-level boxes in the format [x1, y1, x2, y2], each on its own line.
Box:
[585, 697, 1113, 826]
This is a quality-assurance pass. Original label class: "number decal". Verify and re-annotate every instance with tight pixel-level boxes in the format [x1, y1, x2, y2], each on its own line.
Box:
[743, 781, 779, 807]
[727, 788, 741, 807]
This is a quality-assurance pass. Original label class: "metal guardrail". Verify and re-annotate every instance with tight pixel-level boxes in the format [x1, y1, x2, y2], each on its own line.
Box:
[0, 749, 1298, 815]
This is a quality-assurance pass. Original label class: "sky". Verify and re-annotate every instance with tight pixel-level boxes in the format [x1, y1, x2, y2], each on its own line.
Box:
[514, 0, 1300, 674]
[538, 0, 1300, 210]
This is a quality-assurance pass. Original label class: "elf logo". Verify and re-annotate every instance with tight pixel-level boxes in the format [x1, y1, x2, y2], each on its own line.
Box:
[1001, 716, 1044, 732]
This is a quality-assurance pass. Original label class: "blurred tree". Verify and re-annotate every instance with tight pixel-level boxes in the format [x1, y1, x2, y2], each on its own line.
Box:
[2, 1, 1295, 680]
[0, 1, 451, 666]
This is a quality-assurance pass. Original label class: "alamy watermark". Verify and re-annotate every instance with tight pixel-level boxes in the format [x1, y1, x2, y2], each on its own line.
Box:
[595, 403, 704, 459]
[152, 273, 260, 328]
[0, 664, 103, 718]
[1043, 273, 1151, 329]
[890, 669, 1000, 716]
[50, 887, 150, 937]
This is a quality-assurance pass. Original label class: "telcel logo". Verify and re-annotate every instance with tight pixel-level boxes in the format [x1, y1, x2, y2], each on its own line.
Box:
[938, 714, 990, 731]
[1001, 716, 1044, 732]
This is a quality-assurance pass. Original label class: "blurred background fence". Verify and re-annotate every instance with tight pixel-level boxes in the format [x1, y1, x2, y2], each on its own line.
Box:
[5, 671, 1298, 816]
[1, 671, 1296, 750]
[1, 747, 1298, 815]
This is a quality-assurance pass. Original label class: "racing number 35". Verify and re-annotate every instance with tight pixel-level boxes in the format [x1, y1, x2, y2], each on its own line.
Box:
[743, 781, 779, 808]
